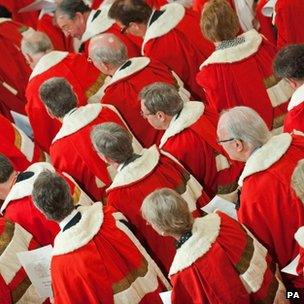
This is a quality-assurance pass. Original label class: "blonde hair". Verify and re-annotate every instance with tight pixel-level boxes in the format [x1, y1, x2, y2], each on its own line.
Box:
[141, 188, 193, 236]
[201, 0, 239, 42]
[291, 159, 304, 203]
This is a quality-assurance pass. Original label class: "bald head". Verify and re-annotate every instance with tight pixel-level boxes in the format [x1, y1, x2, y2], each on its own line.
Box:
[89, 33, 128, 74]
[21, 30, 53, 57]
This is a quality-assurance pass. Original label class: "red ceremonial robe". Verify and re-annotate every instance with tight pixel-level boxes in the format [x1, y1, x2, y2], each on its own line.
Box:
[197, 29, 293, 131]
[0, 0, 38, 28]
[80, 6, 140, 57]
[50, 104, 141, 201]
[141, 3, 207, 100]
[101, 56, 190, 147]
[238, 133, 304, 290]
[159, 101, 243, 197]
[256, 0, 276, 45]
[169, 212, 287, 304]
[295, 227, 304, 277]
[0, 18, 31, 120]
[106, 145, 209, 274]
[284, 83, 304, 133]
[37, 13, 74, 52]
[26, 51, 106, 152]
[274, 0, 304, 48]
[0, 218, 48, 304]
[51, 203, 171, 304]
[0, 114, 47, 171]
[1, 162, 93, 246]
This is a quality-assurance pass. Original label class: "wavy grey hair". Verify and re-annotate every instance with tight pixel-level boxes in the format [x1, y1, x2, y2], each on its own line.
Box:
[141, 188, 193, 236]
[218, 106, 271, 151]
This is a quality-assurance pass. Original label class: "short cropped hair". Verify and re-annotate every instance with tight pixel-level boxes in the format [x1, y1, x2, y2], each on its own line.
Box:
[201, 0, 239, 42]
[91, 122, 134, 164]
[291, 159, 304, 203]
[32, 170, 74, 222]
[56, 0, 90, 19]
[108, 0, 152, 26]
[218, 106, 271, 151]
[90, 35, 128, 66]
[274, 44, 304, 80]
[141, 188, 194, 236]
[0, 154, 14, 183]
[39, 77, 77, 118]
[21, 31, 53, 56]
[140, 82, 184, 116]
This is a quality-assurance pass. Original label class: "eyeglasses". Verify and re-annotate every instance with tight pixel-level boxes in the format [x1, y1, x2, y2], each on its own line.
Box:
[120, 24, 129, 34]
[217, 138, 236, 144]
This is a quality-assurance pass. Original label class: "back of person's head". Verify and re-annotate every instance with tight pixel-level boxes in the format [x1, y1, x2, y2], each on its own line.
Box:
[218, 106, 271, 151]
[201, 0, 239, 42]
[108, 0, 152, 26]
[32, 170, 74, 222]
[274, 44, 304, 80]
[291, 159, 304, 203]
[21, 30, 53, 56]
[39, 77, 77, 118]
[141, 188, 193, 236]
[56, 0, 90, 19]
[89, 33, 128, 67]
[91, 122, 134, 164]
[0, 154, 14, 183]
[140, 82, 184, 116]
[0, 5, 12, 18]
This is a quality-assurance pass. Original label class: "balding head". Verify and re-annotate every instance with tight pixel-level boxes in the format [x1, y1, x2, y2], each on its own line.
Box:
[89, 33, 128, 75]
[21, 30, 53, 69]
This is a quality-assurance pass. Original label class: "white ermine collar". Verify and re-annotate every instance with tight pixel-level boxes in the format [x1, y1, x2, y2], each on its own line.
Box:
[81, 6, 114, 43]
[288, 83, 304, 111]
[238, 133, 292, 186]
[53, 203, 104, 255]
[169, 213, 221, 276]
[200, 29, 262, 68]
[30, 51, 68, 80]
[159, 101, 204, 148]
[107, 145, 160, 190]
[142, 3, 185, 54]
[1, 162, 55, 214]
[52, 104, 102, 142]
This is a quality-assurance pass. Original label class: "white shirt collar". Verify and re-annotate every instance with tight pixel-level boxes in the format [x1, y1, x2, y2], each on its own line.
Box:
[59, 209, 79, 230]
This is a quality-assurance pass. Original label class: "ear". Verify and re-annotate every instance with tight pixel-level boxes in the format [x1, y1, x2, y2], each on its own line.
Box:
[156, 111, 166, 121]
[286, 78, 299, 89]
[234, 139, 244, 152]
[75, 12, 84, 23]
[45, 106, 56, 119]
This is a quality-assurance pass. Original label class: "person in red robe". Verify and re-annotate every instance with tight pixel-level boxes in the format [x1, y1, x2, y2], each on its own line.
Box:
[0, 155, 93, 246]
[291, 159, 304, 278]
[37, 11, 74, 52]
[256, 0, 276, 45]
[55, 0, 140, 57]
[0, 0, 38, 28]
[0, 18, 31, 120]
[91, 122, 209, 274]
[32, 170, 171, 304]
[274, 44, 304, 133]
[140, 82, 243, 197]
[274, 0, 304, 49]
[21, 30, 106, 152]
[89, 33, 191, 147]
[142, 188, 288, 304]
[217, 106, 304, 291]
[0, 217, 49, 304]
[40, 77, 141, 201]
[0, 114, 47, 171]
[198, 0, 293, 132]
[108, 0, 209, 100]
